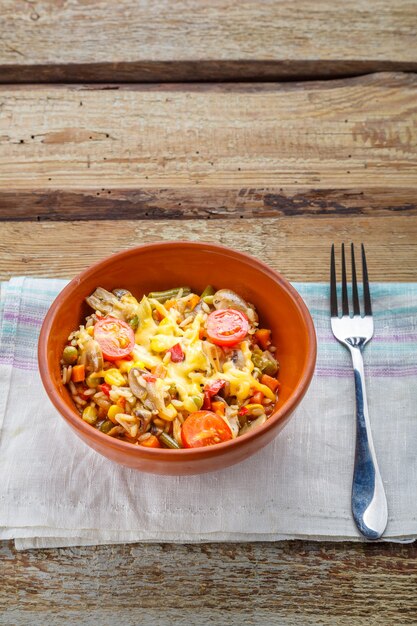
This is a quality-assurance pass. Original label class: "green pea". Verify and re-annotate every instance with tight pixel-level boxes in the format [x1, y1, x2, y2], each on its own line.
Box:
[99, 420, 113, 434]
[63, 345, 78, 365]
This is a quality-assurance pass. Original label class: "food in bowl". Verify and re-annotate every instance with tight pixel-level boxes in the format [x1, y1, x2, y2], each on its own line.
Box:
[61, 285, 281, 449]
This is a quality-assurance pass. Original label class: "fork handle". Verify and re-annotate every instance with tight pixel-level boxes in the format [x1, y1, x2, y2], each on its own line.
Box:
[349, 346, 388, 540]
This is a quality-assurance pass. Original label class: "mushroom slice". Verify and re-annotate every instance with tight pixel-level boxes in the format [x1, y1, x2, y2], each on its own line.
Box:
[80, 339, 104, 373]
[239, 413, 267, 436]
[212, 289, 258, 322]
[86, 287, 124, 318]
[128, 368, 148, 401]
[112, 288, 132, 299]
[231, 348, 245, 369]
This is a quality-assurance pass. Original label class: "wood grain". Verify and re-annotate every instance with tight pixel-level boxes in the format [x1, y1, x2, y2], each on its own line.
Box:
[1, 540, 417, 625]
[0, 1, 416, 82]
[1, 217, 417, 281]
[0, 73, 416, 220]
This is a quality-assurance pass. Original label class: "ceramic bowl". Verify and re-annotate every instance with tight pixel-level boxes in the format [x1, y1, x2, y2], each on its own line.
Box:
[38, 241, 316, 475]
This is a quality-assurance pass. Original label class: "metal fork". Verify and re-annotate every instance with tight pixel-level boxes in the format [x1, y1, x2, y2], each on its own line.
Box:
[330, 243, 387, 540]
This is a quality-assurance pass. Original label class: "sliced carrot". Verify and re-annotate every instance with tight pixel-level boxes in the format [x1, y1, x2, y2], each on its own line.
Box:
[187, 294, 200, 311]
[139, 435, 161, 448]
[254, 329, 272, 350]
[71, 364, 85, 383]
[261, 374, 280, 392]
[154, 310, 164, 322]
[97, 406, 108, 420]
[116, 396, 126, 410]
[250, 391, 264, 405]
[164, 299, 177, 310]
[152, 364, 167, 379]
[211, 400, 226, 416]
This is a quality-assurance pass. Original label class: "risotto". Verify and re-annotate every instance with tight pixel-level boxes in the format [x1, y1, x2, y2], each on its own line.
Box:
[60, 286, 281, 449]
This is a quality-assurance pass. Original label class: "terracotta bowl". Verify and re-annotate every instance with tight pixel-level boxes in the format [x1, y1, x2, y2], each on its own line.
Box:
[39, 241, 316, 475]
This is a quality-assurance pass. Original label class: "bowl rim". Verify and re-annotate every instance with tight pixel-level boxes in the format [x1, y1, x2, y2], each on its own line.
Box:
[38, 240, 317, 460]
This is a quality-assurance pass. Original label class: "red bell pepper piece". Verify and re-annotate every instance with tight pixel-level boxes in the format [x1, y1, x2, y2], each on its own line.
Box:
[204, 379, 226, 397]
[202, 379, 226, 410]
[168, 343, 185, 363]
[202, 391, 212, 410]
[99, 383, 112, 397]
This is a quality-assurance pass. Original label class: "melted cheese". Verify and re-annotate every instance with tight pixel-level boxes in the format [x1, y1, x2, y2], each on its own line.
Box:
[131, 295, 268, 408]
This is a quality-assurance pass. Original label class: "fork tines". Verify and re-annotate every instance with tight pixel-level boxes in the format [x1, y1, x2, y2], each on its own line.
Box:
[330, 243, 372, 318]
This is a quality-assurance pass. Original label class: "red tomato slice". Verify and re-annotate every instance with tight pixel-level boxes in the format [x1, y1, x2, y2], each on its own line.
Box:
[93, 317, 135, 361]
[181, 410, 233, 448]
[206, 309, 249, 347]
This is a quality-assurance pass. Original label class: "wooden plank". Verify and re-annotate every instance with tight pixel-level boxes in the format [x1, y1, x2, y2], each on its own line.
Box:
[1, 217, 416, 281]
[0, 73, 416, 220]
[1, 540, 417, 625]
[0, 1, 416, 82]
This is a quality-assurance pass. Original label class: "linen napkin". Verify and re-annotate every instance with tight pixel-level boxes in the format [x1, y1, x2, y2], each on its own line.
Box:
[1, 277, 416, 550]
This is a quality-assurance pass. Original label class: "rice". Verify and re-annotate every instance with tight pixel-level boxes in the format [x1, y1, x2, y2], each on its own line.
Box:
[114, 386, 135, 399]
[179, 315, 193, 328]
[60, 283, 280, 449]
[95, 396, 111, 409]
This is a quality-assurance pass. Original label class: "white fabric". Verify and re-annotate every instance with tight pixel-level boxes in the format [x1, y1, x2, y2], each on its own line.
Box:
[1, 278, 416, 550]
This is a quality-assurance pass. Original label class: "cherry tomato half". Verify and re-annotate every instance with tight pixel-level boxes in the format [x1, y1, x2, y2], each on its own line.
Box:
[181, 410, 233, 448]
[94, 317, 135, 361]
[206, 308, 249, 347]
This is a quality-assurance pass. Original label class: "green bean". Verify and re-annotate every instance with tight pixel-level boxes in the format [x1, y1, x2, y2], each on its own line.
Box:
[63, 345, 78, 365]
[159, 432, 181, 449]
[200, 285, 215, 299]
[147, 287, 191, 303]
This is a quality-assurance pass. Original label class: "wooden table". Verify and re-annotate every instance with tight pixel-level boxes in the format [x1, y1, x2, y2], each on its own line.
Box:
[1, 2, 417, 624]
